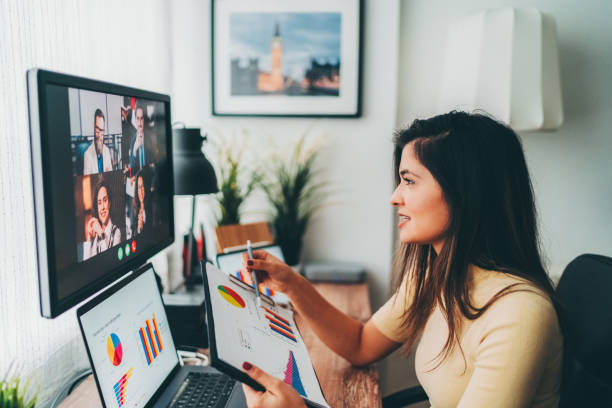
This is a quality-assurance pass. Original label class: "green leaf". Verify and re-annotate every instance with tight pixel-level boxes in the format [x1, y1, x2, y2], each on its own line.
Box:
[0, 364, 39, 408]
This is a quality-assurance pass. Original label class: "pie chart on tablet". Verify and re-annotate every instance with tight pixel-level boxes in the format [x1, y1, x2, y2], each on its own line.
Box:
[218, 285, 245, 308]
[107, 333, 123, 366]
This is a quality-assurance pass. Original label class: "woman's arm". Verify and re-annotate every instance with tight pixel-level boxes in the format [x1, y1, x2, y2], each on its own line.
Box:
[286, 275, 401, 366]
[246, 252, 401, 366]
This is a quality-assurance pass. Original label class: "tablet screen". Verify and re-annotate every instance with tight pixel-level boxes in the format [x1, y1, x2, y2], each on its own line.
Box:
[204, 263, 329, 408]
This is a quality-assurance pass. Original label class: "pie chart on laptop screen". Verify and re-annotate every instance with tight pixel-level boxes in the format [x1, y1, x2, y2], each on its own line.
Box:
[218, 285, 245, 308]
[107, 333, 123, 366]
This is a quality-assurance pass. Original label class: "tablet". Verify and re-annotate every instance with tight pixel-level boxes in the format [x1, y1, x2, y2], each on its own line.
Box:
[216, 244, 290, 304]
[202, 262, 330, 408]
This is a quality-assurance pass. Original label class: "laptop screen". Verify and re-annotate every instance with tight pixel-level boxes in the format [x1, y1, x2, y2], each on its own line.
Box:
[78, 266, 178, 407]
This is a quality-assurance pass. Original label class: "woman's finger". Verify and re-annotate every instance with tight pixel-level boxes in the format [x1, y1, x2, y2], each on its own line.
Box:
[251, 249, 271, 260]
[247, 259, 282, 275]
[242, 361, 282, 392]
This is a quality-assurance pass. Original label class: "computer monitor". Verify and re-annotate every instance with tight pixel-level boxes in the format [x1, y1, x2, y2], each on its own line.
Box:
[27, 69, 175, 318]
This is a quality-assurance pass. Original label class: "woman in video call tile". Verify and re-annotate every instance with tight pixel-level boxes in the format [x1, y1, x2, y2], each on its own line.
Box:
[131, 168, 151, 237]
[84, 181, 121, 259]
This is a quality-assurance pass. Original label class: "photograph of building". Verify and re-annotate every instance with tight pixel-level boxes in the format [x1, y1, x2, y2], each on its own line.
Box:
[229, 13, 341, 96]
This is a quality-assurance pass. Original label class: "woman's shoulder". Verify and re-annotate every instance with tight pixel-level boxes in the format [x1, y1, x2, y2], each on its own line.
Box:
[469, 265, 559, 331]
[471, 267, 556, 315]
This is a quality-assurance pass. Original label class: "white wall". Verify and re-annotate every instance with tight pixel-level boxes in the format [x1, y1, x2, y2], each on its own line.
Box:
[0, 1, 171, 405]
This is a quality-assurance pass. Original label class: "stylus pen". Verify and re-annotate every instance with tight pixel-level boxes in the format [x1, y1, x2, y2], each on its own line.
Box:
[247, 240, 262, 308]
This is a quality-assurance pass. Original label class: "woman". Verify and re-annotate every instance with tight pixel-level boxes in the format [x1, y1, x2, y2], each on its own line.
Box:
[131, 168, 151, 236]
[85, 180, 121, 260]
[239, 112, 564, 408]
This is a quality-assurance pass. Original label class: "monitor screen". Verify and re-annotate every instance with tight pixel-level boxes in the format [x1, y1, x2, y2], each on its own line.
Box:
[28, 69, 174, 318]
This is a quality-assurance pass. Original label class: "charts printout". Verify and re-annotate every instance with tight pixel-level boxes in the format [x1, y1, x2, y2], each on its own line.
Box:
[207, 264, 330, 408]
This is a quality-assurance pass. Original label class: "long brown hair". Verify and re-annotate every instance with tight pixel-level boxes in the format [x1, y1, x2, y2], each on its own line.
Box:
[392, 111, 561, 369]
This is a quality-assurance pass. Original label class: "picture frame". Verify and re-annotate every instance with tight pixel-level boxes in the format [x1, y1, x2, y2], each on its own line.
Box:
[211, 0, 363, 118]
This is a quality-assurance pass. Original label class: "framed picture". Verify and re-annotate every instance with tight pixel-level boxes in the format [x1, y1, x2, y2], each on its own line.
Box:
[211, 0, 363, 117]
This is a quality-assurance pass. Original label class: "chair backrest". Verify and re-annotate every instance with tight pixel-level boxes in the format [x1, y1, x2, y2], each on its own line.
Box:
[556, 254, 612, 407]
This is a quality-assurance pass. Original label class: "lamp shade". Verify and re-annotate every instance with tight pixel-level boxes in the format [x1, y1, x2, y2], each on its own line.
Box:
[438, 7, 563, 131]
[172, 127, 219, 195]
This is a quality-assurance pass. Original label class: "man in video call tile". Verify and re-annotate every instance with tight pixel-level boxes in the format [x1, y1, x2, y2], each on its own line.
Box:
[129, 106, 155, 172]
[84, 181, 121, 260]
[83, 109, 113, 175]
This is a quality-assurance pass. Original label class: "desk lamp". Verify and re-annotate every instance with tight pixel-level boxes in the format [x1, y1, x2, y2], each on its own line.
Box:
[172, 126, 218, 285]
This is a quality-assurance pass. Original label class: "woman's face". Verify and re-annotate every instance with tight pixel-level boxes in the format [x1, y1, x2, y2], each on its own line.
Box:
[390, 142, 450, 253]
[97, 186, 110, 226]
[137, 176, 145, 204]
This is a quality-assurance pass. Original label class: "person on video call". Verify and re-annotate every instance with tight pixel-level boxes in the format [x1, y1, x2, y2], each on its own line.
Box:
[129, 105, 155, 172]
[238, 112, 564, 408]
[83, 109, 113, 175]
[131, 168, 151, 237]
[85, 181, 121, 259]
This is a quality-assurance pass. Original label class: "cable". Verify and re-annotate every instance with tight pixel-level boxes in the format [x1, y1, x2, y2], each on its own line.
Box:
[177, 346, 209, 367]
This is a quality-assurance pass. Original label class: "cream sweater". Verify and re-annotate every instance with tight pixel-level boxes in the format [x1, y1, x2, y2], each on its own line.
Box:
[372, 265, 563, 408]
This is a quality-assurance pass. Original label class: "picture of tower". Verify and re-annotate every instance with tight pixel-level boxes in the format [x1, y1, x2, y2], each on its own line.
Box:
[229, 13, 341, 96]
[258, 23, 285, 92]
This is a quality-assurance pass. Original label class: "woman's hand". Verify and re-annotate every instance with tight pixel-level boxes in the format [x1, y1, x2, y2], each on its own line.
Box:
[241, 362, 306, 408]
[87, 217, 103, 239]
[241, 250, 302, 294]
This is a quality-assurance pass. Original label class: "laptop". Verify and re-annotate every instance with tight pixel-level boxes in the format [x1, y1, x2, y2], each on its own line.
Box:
[77, 263, 246, 407]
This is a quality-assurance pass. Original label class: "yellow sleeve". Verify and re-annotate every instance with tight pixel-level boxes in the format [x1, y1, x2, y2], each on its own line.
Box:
[371, 276, 413, 343]
[457, 291, 562, 408]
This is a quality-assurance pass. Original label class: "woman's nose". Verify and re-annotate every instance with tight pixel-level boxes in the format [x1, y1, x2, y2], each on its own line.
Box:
[390, 186, 401, 207]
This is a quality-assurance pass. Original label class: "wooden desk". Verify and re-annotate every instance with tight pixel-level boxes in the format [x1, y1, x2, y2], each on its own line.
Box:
[58, 283, 381, 408]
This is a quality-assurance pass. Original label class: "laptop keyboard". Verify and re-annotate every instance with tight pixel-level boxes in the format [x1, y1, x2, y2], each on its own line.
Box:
[170, 372, 236, 408]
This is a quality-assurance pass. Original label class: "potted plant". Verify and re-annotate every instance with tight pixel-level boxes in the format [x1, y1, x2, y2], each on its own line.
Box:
[0, 364, 38, 408]
[212, 133, 260, 226]
[261, 136, 328, 266]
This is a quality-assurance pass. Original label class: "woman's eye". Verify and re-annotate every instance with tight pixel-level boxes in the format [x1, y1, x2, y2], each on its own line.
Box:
[402, 178, 414, 185]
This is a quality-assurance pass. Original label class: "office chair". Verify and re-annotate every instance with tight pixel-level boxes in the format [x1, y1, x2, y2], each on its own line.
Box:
[382, 384, 428, 407]
[382, 253, 612, 407]
[556, 253, 612, 407]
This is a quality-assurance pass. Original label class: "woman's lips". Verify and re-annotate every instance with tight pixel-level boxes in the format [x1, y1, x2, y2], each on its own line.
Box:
[398, 215, 411, 228]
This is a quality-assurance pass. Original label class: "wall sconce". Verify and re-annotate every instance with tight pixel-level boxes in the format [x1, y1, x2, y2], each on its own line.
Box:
[438, 7, 563, 131]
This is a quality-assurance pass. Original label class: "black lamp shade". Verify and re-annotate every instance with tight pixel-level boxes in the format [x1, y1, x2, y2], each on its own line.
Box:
[172, 128, 219, 195]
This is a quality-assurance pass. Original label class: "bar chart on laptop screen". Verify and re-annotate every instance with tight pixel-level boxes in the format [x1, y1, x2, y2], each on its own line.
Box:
[138, 313, 165, 366]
